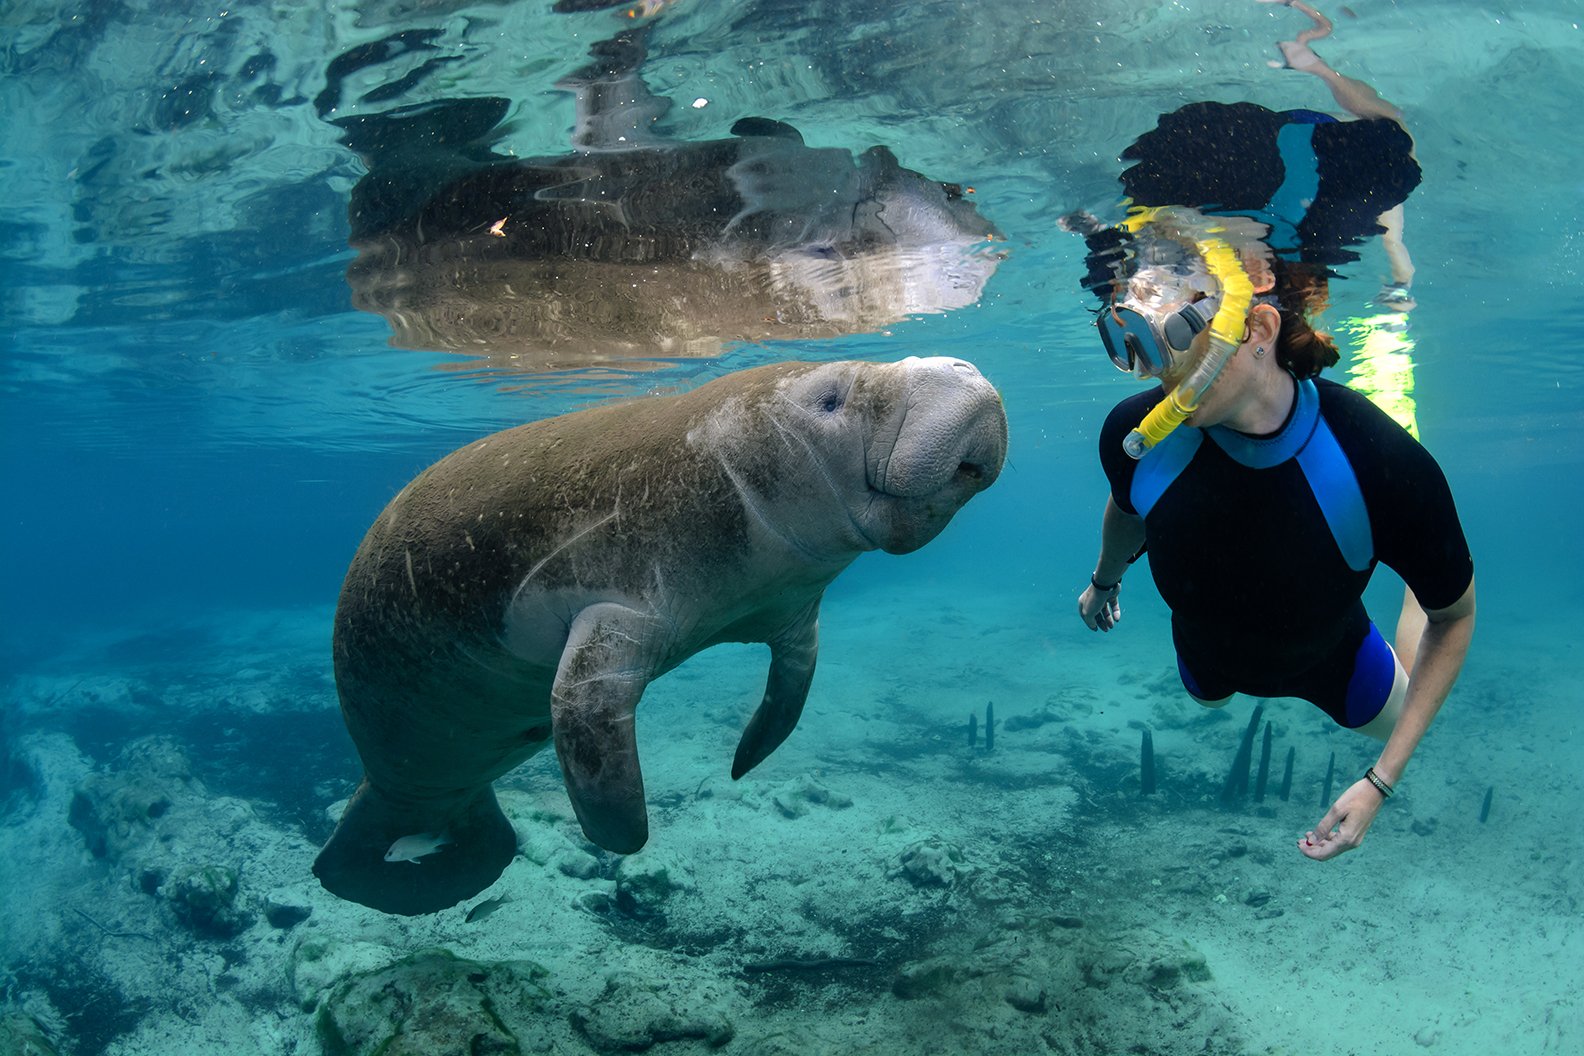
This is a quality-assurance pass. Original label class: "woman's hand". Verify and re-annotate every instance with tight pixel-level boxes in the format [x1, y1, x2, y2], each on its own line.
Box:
[1375, 281, 1416, 313]
[1078, 582, 1122, 632]
[1298, 778, 1387, 860]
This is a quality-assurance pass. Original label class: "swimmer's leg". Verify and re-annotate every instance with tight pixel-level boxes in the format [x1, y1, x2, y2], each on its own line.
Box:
[1260, 0, 1404, 122]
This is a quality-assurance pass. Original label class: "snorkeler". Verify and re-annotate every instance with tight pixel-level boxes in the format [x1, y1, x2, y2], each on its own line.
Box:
[1069, 4, 1476, 862]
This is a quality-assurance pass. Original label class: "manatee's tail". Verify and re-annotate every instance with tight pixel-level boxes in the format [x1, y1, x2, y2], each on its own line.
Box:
[313, 779, 517, 916]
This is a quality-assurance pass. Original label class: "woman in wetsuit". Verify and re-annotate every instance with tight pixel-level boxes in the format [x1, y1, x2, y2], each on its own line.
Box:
[1071, 2, 1475, 861]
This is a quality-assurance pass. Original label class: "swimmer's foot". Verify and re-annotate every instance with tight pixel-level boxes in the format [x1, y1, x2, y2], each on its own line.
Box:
[1375, 282, 1416, 313]
[1259, 0, 1334, 70]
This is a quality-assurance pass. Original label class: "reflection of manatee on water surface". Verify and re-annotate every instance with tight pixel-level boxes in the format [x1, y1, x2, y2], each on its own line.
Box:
[332, 27, 1004, 374]
[313, 356, 1008, 915]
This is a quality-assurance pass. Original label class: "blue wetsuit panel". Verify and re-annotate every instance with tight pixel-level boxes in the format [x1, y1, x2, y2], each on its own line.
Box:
[1138, 381, 1373, 571]
[1130, 426, 1202, 518]
[1296, 416, 1374, 572]
[1177, 618, 1396, 727]
[1260, 121, 1322, 253]
[1343, 622, 1398, 727]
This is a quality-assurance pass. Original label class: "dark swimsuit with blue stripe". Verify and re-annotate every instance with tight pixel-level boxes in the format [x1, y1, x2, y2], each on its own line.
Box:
[1099, 378, 1472, 729]
[1117, 102, 1421, 267]
[1075, 103, 1422, 304]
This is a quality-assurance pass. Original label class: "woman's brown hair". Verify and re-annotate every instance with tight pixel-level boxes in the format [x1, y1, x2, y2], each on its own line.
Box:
[1270, 259, 1339, 379]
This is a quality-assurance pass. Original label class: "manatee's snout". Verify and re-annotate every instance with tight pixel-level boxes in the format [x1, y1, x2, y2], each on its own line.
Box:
[862, 356, 1006, 555]
[944, 362, 1007, 494]
[875, 357, 1007, 499]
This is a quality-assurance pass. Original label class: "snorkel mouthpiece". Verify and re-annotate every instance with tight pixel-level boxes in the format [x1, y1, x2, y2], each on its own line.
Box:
[1117, 208, 1258, 459]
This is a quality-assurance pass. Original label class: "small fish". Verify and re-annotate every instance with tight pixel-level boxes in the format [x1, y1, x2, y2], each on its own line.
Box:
[465, 895, 513, 923]
[384, 832, 451, 863]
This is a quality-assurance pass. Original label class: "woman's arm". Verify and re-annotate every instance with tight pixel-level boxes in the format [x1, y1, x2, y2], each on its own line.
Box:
[1299, 577, 1476, 860]
[1261, 1, 1417, 305]
[1077, 496, 1146, 632]
[1374, 578, 1477, 785]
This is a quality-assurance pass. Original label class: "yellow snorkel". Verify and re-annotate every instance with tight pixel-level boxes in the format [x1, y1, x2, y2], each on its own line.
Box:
[1118, 207, 1258, 460]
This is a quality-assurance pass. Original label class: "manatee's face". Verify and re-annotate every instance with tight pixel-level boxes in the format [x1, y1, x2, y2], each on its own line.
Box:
[758, 357, 1008, 557]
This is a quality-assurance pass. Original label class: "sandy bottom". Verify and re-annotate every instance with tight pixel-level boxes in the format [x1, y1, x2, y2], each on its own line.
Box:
[1, 580, 1578, 1056]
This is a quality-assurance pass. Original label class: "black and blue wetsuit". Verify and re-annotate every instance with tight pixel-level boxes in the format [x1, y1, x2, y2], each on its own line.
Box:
[1120, 101, 1420, 265]
[1099, 377, 1473, 728]
[1078, 101, 1421, 300]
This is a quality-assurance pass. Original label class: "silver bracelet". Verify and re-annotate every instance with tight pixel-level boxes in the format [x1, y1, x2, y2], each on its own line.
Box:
[1364, 766, 1395, 798]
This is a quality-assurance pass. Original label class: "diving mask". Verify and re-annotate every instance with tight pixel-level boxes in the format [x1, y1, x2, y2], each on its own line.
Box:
[1099, 288, 1279, 379]
[1098, 295, 1220, 379]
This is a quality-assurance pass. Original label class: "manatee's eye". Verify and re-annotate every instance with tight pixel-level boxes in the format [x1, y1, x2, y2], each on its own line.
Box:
[817, 389, 844, 414]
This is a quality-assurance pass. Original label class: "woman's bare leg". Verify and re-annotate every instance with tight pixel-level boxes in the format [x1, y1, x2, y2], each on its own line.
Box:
[1259, 0, 1403, 122]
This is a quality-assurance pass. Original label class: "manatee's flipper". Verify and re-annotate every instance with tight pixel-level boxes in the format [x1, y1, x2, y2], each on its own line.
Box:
[556, 27, 671, 151]
[334, 97, 510, 161]
[732, 601, 820, 779]
[730, 117, 805, 143]
[551, 603, 661, 854]
[332, 97, 513, 241]
[312, 779, 517, 916]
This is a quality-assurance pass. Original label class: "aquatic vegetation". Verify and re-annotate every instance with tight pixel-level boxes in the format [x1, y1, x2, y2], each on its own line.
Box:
[165, 863, 251, 937]
[314, 949, 550, 1056]
[889, 837, 971, 888]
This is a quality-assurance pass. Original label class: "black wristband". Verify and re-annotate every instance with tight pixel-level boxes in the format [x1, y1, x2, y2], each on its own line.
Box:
[1090, 572, 1120, 593]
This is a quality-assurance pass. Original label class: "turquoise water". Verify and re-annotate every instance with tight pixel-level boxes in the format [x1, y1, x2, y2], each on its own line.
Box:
[2, 2, 1580, 1054]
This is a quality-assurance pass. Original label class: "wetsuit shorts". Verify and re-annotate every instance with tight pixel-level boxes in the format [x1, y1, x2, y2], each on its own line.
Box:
[1177, 620, 1399, 729]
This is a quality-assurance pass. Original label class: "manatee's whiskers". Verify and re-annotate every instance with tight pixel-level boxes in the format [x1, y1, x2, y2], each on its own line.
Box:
[769, 412, 852, 516]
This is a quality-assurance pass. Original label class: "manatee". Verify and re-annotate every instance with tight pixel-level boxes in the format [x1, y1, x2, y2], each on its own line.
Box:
[330, 26, 1003, 373]
[313, 356, 1007, 915]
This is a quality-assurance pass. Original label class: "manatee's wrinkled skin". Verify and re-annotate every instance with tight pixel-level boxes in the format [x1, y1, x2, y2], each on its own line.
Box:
[314, 357, 1007, 914]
